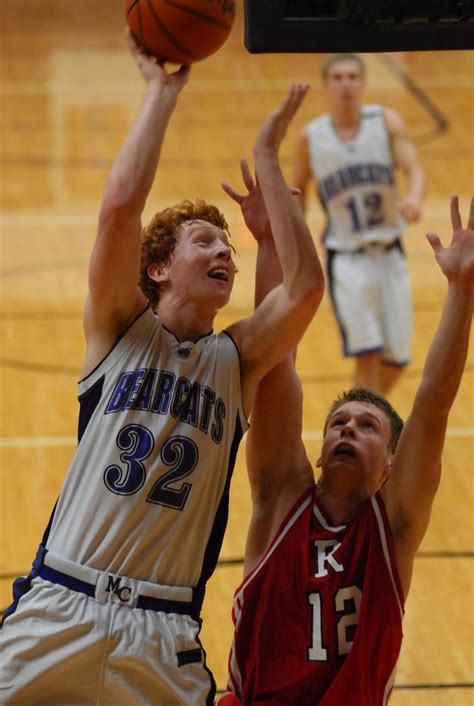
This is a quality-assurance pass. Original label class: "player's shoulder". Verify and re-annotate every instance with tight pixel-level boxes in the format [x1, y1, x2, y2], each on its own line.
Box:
[362, 104, 406, 140]
[382, 106, 407, 136]
[361, 104, 385, 120]
[306, 112, 331, 134]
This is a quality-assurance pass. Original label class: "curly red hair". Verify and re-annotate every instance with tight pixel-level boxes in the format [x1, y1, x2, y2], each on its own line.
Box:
[139, 199, 230, 311]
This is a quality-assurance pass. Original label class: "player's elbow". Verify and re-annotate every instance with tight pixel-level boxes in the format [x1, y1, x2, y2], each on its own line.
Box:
[100, 179, 144, 224]
[307, 274, 325, 311]
[289, 281, 324, 330]
[290, 261, 325, 311]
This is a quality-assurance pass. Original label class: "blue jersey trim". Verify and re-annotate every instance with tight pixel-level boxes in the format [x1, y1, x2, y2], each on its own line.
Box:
[1, 544, 46, 625]
[78, 374, 104, 442]
[194, 414, 244, 611]
[78, 305, 150, 384]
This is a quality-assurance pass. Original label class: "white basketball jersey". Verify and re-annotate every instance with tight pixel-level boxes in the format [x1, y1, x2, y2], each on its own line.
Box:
[45, 307, 247, 590]
[306, 106, 403, 251]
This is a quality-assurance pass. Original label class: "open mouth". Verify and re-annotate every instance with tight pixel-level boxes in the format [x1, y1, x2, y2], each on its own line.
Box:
[334, 443, 356, 458]
[208, 267, 229, 282]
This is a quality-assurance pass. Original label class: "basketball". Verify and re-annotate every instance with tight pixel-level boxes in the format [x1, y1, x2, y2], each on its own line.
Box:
[125, 0, 235, 65]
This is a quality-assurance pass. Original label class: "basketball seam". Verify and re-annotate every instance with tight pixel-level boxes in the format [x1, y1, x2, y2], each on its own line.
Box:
[126, 0, 141, 16]
[146, 0, 200, 60]
[163, 0, 233, 30]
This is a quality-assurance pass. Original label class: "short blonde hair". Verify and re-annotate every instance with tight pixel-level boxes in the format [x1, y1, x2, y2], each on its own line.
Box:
[321, 53, 366, 81]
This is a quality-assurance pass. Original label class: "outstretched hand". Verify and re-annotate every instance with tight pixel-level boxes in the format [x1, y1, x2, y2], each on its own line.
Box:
[126, 29, 190, 92]
[254, 83, 310, 156]
[221, 158, 301, 243]
[426, 195, 474, 291]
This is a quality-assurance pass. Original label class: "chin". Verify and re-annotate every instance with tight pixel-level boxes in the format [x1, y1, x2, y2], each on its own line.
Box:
[216, 296, 231, 310]
[216, 288, 232, 306]
[204, 291, 231, 310]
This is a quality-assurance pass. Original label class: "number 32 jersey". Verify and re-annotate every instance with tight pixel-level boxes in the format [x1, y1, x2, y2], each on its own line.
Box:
[227, 486, 405, 706]
[45, 307, 247, 590]
[306, 106, 404, 252]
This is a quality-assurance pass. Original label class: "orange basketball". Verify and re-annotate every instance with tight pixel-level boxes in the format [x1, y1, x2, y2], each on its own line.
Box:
[125, 0, 235, 65]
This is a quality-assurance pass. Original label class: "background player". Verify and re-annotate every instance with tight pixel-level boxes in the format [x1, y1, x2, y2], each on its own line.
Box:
[216, 194, 473, 705]
[293, 53, 425, 394]
[0, 34, 323, 706]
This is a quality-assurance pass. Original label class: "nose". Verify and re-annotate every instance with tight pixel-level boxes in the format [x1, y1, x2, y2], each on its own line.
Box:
[216, 239, 237, 274]
[217, 241, 232, 260]
[340, 421, 355, 438]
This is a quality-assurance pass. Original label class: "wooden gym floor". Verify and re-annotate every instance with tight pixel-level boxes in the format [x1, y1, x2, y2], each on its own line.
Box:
[0, 2, 473, 703]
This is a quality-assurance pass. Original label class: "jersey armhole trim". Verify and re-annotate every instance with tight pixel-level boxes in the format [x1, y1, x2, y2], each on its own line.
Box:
[237, 487, 314, 596]
[78, 305, 151, 385]
[222, 328, 248, 427]
[371, 494, 405, 618]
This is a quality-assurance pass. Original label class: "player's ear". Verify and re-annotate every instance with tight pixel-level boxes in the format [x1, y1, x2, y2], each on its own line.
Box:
[382, 454, 393, 484]
[148, 262, 169, 283]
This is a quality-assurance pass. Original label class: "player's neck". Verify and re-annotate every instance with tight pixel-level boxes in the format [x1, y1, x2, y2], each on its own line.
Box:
[331, 104, 361, 134]
[157, 298, 216, 342]
[315, 478, 367, 525]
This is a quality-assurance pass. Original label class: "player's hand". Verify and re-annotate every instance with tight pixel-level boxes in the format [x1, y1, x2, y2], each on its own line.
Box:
[221, 158, 301, 243]
[254, 83, 309, 157]
[399, 195, 421, 223]
[126, 29, 190, 92]
[222, 159, 271, 242]
[426, 195, 474, 291]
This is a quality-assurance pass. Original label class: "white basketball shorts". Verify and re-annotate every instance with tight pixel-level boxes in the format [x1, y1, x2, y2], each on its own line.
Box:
[327, 241, 412, 365]
[0, 551, 215, 706]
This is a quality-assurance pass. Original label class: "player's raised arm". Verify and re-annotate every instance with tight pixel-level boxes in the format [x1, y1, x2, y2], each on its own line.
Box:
[82, 33, 190, 375]
[292, 129, 312, 214]
[226, 85, 324, 415]
[385, 107, 425, 223]
[384, 195, 474, 595]
[223, 160, 318, 564]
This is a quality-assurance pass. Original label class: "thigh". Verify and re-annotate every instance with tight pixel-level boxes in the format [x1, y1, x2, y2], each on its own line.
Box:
[105, 611, 215, 706]
[328, 250, 383, 356]
[1, 579, 215, 706]
[0, 579, 107, 705]
[379, 247, 412, 364]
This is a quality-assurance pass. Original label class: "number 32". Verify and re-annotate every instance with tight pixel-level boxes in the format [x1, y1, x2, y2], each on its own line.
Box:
[103, 424, 198, 511]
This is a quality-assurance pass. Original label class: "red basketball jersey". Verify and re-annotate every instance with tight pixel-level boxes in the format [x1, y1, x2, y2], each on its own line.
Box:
[227, 486, 404, 705]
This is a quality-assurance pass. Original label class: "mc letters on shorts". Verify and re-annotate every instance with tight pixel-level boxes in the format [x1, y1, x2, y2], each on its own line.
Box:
[106, 576, 132, 602]
[95, 572, 139, 607]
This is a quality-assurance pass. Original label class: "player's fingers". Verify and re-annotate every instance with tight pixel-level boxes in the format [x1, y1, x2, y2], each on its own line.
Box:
[221, 180, 243, 204]
[290, 187, 302, 196]
[275, 83, 308, 123]
[450, 195, 462, 231]
[287, 83, 310, 112]
[290, 85, 307, 114]
[126, 27, 142, 55]
[468, 195, 474, 231]
[173, 64, 191, 77]
[240, 158, 255, 192]
[426, 232, 443, 253]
